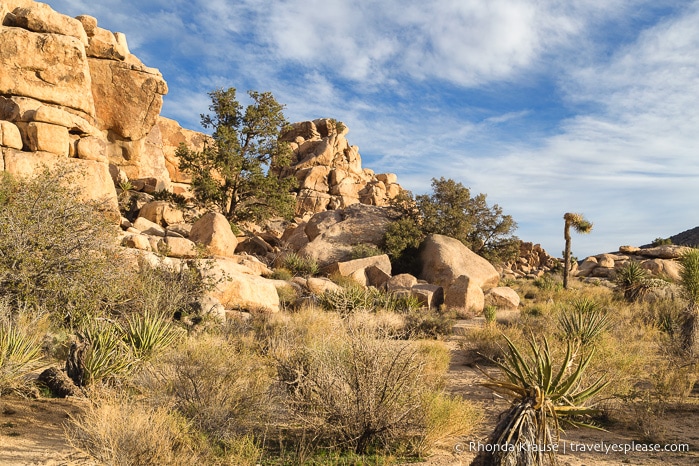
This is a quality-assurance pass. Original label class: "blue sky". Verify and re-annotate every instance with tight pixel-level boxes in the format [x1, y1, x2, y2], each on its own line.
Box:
[45, 0, 699, 258]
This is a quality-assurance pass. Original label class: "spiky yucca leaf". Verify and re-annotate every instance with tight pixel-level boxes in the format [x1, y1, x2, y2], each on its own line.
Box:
[0, 322, 43, 394]
[124, 310, 183, 361]
[558, 299, 611, 347]
[474, 335, 608, 466]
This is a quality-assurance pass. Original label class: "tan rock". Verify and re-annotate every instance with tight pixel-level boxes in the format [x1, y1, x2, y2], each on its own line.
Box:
[619, 245, 641, 254]
[86, 27, 126, 60]
[365, 265, 391, 288]
[8, 2, 88, 46]
[122, 234, 151, 251]
[2, 148, 118, 216]
[298, 204, 398, 267]
[189, 212, 238, 258]
[157, 116, 210, 183]
[75, 15, 97, 36]
[485, 287, 520, 310]
[0, 27, 94, 115]
[33, 105, 101, 136]
[641, 259, 682, 281]
[298, 165, 331, 191]
[376, 173, 397, 184]
[597, 254, 617, 268]
[387, 274, 418, 292]
[445, 275, 485, 315]
[575, 257, 598, 277]
[17, 122, 70, 156]
[138, 200, 184, 226]
[0, 120, 23, 149]
[88, 57, 167, 140]
[420, 234, 500, 290]
[638, 245, 691, 260]
[132, 217, 165, 237]
[305, 277, 343, 295]
[202, 258, 280, 312]
[324, 254, 392, 279]
[164, 236, 198, 259]
[76, 136, 107, 162]
[411, 284, 444, 310]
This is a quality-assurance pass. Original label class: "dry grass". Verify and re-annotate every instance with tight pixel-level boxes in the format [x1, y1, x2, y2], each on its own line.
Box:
[66, 392, 199, 466]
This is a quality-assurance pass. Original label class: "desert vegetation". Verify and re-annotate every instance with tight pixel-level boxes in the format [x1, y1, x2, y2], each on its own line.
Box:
[2, 168, 699, 465]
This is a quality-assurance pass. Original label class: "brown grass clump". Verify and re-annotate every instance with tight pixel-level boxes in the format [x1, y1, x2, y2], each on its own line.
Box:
[66, 393, 199, 465]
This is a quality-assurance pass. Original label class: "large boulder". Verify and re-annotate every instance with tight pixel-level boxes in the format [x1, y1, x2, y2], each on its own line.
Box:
[202, 258, 280, 312]
[88, 58, 167, 141]
[138, 200, 184, 226]
[0, 26, 95, 115]
[485, 287, 520, 310]
[297, 204, 399, 267]
[444, 275, 485, 315]
[420, 234, 500, 290]
[189, 212, 237, 258]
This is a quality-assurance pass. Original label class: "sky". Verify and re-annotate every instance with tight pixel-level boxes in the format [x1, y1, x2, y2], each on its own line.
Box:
[44, 0, 699, 259]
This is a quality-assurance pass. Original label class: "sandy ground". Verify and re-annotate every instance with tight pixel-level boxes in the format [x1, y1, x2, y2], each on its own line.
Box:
[0, 396, 95, 466]
[2, 317, 698, 465]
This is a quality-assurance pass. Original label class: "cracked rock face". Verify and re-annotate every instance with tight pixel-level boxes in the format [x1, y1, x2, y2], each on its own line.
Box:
[0, 0, 174, 212]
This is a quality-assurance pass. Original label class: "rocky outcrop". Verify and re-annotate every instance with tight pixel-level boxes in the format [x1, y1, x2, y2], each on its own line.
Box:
[502, 242, 559, 279]
[0, 0, 172, 213]
[293, 203, 401, 268]
[280, 118, 402, 217]
[576, 245, 691, 281]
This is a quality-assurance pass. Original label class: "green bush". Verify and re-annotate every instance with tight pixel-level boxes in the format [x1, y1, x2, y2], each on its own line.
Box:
[281, 252, 320, 277]
[0, 169, 128, 326]
[350, 243, 383, 260]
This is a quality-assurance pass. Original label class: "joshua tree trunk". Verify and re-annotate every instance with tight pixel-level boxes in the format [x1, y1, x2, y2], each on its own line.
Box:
[562, 213, 592, 290]
[563, 221, 572, 290]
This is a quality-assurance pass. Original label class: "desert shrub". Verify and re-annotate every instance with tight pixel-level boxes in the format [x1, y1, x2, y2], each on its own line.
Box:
[0, 302, 45, 395]
[281, 324, 451, 454]
[319, 287, 423, 317]
[146, 334, 274, 442]
[350, 243, 383, 260]
[533, 274, 562, 292]
[474, 335, 608, 466]
[281, 252, 320, 277]
[410, 392, 482, 456]
[123, 310, 184, 362]
[651, 237, 673, 246]
[483, 305, 497, 326]
[402, 309, 455, 339]
[0, 169, 128, 326]
[67, 395, 199, 465]
[78, 318, 137, 386]
[130, 260, 214, 321]
[270, 267, 293, 281]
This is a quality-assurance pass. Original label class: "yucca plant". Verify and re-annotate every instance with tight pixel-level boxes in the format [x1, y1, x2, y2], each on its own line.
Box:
[124, 311, 183, 362]
[472, 335, 608, 466]
[679, 248, 699, 356]
[558, 299, 611, 349]
[616, 261, 654, 302]
[79, 319, 135, 386]
[0, 322, 43, 395]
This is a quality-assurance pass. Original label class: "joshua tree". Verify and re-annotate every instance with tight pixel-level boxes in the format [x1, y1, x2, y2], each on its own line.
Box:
[472, 335, 607, 466]
[563, 213, 593, 289]
[679, 248, 699, 356]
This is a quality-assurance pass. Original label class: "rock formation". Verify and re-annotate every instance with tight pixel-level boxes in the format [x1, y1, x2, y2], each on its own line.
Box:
[280, 118, 403, 217]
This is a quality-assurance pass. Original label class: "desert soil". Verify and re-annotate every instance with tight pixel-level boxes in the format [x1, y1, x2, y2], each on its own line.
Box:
[2, 318, 699, 465]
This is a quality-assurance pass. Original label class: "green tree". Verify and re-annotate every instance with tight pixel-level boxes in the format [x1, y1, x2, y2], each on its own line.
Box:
[384, 178, 518, 268]
[175, 88, 297, 222]
[563, 213, 593, 289]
